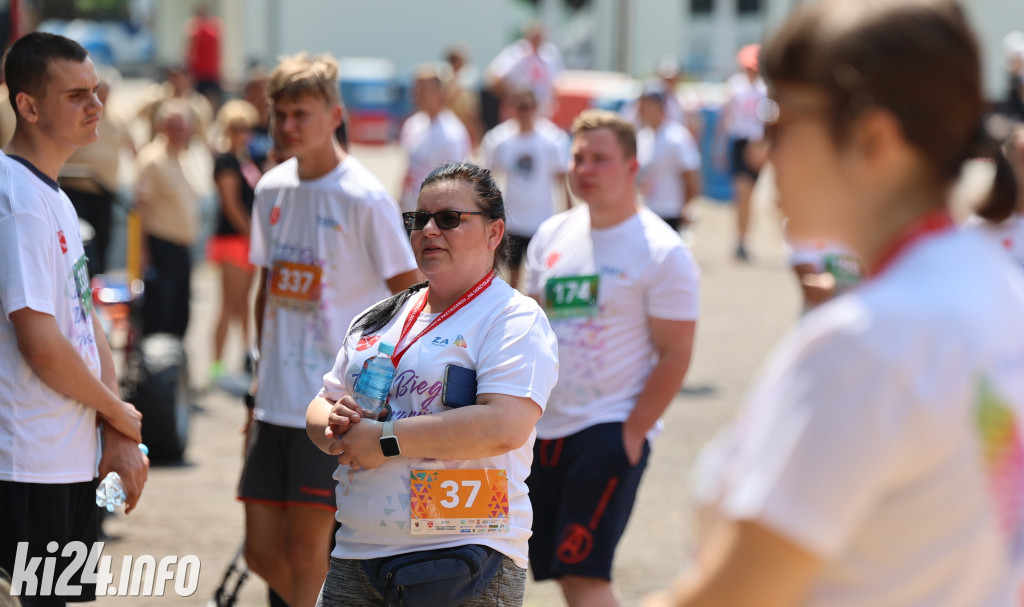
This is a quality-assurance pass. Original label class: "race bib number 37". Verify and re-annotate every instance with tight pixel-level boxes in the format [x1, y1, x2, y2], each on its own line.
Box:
[410, 469, 510, 535]
[545, 275, 599, 319]
[268, 260, 322, 312]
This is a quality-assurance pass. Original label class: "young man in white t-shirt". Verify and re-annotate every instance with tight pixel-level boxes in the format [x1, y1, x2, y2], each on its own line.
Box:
[240, 52, 420, 607]
[482, 89, 569, 289]
[525, 110, 700, 607]
[398, 65, 470, 212]
[0, 32, 148, 605]
[636, 89, 702, 231]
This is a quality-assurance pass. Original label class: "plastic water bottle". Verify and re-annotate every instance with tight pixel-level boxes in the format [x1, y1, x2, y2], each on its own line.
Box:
[96, 443, 149, 512]
[352, 343, 396, 421]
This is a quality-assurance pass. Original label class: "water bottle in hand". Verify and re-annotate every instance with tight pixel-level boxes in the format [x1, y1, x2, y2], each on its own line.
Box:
[352, 343, 395, 421]
[96, 443, 149, 511]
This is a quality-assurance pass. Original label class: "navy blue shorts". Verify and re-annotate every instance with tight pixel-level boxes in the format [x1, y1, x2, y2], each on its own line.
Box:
[527, 422, 650, 582]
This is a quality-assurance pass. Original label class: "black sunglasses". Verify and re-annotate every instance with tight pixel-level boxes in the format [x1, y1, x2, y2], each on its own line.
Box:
[403, 210, 490, 231]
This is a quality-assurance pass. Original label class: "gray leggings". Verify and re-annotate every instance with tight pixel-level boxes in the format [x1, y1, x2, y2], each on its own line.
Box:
[315, 553, 526, 607]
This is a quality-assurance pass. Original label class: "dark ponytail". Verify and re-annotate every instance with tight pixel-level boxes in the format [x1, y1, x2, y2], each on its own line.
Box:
[349, 281, 428, 339]
[976, 118, 1020, 223]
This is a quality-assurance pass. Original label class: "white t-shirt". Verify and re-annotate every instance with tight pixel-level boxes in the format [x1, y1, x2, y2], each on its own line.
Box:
[488, 39, 563, 115]
[399, 110, 470, 212]
[724, 73, 767, 140]
[320, 278, 559, 567]
[526, 206, 701, 439]
[0, 153, 100, 483]
[964, 214, 1024, 270]
[694, 228, 1024, 607]
[482, 119, 569, 236]
[250, 156, 417, 428]
[636, 121, 702, 220]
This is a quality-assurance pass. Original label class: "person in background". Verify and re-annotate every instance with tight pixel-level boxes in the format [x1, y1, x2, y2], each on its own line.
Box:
[486, 22, 563, 118]
[184, 3, 222, 110]
[399, 64, 470, 213]
[242, 65, 273, 170]
[136, 64, 213, 144]
[635, 88, 702, 233]
[445, 45, 484, 150]
[61, 66, 136, 277]
[643, 1, 1024, 605]
[208, 100, 262, 383]
[135, 99, 200, 339]
[525, 110, 700, 607]
[240, 52, 420, 607]
[622, 56, 703, 141]
[0, 32, 147, 606]
[714, 43, 767, 261]
[481, 89, 570, 289]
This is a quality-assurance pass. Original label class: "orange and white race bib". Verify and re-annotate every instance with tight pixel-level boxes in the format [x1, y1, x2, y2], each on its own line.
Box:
[268, 260, 322, 312]
[410, 469, 510, 535]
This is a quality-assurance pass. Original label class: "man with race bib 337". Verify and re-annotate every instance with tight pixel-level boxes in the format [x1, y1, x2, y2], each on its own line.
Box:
[239, 52, 420, 607]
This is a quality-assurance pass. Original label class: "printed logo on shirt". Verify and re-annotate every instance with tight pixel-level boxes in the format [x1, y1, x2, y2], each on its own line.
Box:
[356, 335, 381, 351]
[431, 336, 451, 347]
[598, 265, 627, 279]
[454, 334, 467, 348]
[546, 251, 561, 269]
[57, 230, 68, 254]
[317, 216, 343, 233]
[974, 376, 1024, 558]
[270, 206, 281, 225]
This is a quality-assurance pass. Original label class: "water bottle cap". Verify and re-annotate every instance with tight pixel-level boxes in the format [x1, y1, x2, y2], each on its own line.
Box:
[139, 443, 149, 456]
[377, 342, 395, 356]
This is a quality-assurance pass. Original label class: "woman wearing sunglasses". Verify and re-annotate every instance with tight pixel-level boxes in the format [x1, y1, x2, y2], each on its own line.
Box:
[306, 161, 559, 606]
[643, 1, 1024, 606]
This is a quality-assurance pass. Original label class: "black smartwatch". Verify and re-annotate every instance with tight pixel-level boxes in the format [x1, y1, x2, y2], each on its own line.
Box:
[379, 420, 401, 457]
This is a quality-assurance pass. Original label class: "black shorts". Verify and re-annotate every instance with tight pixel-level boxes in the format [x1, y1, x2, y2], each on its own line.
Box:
[238, 421, 338, 511]
[730, 138, 761, 180]
[506, 233, 532, 270]
[527, 422, 650, 582]
[0, 479, 100, 605]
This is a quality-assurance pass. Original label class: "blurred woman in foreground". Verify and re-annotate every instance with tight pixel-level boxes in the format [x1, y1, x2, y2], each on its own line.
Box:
[646, 1, 1024, 605]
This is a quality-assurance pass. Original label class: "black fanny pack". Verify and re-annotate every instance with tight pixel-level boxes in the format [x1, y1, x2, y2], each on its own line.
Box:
[359, 544, 504, 607]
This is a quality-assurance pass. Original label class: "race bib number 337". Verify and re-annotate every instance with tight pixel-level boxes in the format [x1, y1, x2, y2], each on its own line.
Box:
[410, 469, 509, 535]
[268, 260, 322, 312]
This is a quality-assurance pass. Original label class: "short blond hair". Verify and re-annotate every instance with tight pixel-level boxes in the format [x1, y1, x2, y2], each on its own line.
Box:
[216, 99, 258, 130]
[571, 109, 636, 159]
[267, 52, 340, 106]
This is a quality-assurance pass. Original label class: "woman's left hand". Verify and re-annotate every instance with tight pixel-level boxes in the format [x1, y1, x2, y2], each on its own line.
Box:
[336, 419, 387, 471]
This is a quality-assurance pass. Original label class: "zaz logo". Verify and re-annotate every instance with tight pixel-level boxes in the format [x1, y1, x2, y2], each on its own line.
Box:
[431, 334, 468, 348]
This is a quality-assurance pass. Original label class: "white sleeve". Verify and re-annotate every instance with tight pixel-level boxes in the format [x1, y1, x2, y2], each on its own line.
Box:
[320, 333, 355, 401]
[525, 223, 549, 298]
[361, 193, 418, 281]
[475, 299, 559, 410]
[248, 185, 273, 268]
[644, 243, 700, 321]
[0, 209, 58, 318]
[677, 129, 702, 172]
[722, 327, 915, 558]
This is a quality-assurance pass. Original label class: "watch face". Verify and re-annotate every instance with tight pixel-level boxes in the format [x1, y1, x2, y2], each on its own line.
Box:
[380, 436, 401, 457]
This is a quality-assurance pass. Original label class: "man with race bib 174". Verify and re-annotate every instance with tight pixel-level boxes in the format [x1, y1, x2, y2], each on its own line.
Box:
[525, 110, 700, 607]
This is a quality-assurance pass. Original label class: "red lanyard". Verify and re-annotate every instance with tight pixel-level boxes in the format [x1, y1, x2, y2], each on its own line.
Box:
[871, 208, 954, 277]
[391, 271, 495, 367]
